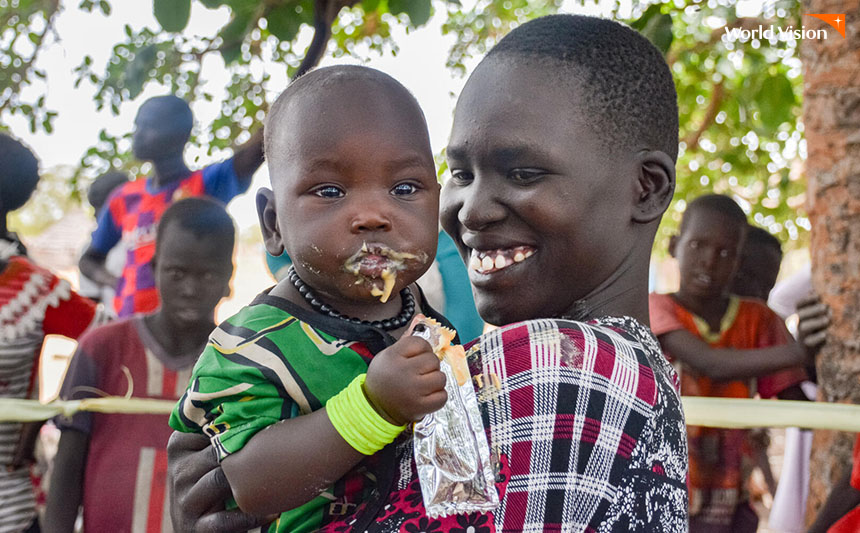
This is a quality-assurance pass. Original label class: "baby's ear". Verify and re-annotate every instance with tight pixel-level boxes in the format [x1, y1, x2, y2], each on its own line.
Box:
[256, 188, 285, 256]
[632, 150, 675, 224]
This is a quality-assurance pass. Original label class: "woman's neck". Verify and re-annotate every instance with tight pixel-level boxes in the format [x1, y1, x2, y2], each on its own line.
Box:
[560, 249, 651, 326]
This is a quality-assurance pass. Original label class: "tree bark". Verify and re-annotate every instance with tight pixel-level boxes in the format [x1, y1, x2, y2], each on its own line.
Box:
[802, 0, 860, 525]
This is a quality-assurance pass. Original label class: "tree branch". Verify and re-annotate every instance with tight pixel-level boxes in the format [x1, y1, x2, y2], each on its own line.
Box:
[292, 0, 360, 80]
[667, 17, 769, 67]
[683, 81, 724, 150]
[0, 1, 60, 115]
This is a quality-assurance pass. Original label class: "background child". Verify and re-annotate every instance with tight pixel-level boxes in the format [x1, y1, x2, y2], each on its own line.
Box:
[77, 170, 129, 308]
[0, 133, 101, 533]
[79, 94, 263, 318]
[649, 194, 822, 532]
[45, 197, 236, 533]
[731, 224, 783, 302]
[169, 65, 450, 532]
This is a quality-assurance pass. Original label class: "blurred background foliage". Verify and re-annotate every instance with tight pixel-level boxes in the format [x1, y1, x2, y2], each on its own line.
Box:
[1, 0, 808, 253]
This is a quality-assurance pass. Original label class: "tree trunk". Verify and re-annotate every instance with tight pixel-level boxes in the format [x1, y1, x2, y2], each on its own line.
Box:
[802, 0, 860, 524]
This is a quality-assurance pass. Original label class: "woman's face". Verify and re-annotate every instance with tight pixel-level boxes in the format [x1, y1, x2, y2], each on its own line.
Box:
[440, 58, 636, 326]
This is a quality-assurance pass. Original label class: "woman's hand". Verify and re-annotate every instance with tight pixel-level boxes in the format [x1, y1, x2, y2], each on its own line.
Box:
[167, 431, 271, 533]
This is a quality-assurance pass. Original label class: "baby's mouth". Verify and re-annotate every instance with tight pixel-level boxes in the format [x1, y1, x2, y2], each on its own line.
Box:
[344, 242, 425, 303]
[468, 246, 536, 275]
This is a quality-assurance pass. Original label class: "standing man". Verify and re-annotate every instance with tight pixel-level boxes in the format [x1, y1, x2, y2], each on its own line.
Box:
[79, 95, 263, 317]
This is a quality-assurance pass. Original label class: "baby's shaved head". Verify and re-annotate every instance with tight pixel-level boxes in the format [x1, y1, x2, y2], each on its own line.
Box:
[264, 65, 429, 177]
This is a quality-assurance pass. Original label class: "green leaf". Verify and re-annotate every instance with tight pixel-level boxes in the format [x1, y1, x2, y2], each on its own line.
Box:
[219, 42, 242, 64]
[153, 0, 191, 33]
[123, 44, 157, 98]
[363, 0, 381, 13]
[389, 0, 432, 26]
[639, 12, 673, 55]
[756, 74, 794, 129]
[219, 9, 253, 45]
[200, 0, 225, 7]
[266, 6, 302, 41]
[630, 4, 661, 32]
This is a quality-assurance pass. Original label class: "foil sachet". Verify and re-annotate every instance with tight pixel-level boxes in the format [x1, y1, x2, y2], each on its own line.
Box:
[409, 316, 499, 518]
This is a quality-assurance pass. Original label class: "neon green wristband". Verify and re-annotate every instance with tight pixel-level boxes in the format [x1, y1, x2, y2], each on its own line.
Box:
[326, 374, 406, 455]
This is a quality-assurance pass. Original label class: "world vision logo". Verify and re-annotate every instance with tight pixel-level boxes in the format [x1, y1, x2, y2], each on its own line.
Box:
[806, 14, 846, 38]
[722, 13, 846, 42]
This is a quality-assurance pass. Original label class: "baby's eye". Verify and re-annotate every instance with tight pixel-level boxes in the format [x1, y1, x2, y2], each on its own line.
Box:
[449, 170, 473, 185]
[391, 182, 418, 196]
[314, 185, 345, 198]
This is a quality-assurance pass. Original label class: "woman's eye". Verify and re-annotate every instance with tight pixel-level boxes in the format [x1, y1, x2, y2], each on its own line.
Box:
[449, 170, 473, 184]
[314, 185, 344, 198]
[508, 169, 543, 183]
[391, 182, 418, 196]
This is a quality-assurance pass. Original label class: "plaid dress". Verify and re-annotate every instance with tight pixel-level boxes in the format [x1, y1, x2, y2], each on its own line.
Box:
[353, 316, 689, 533]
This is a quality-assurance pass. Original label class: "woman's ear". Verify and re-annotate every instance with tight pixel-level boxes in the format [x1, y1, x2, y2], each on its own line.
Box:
[632, 150, 676, 224]
[256, 188, 285, 256]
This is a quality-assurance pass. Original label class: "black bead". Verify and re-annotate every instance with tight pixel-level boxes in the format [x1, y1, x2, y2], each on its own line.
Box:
[286, 266, 415, 332]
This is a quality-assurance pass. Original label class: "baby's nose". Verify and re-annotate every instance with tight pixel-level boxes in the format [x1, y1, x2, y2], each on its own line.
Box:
[351, 210, 392, 233]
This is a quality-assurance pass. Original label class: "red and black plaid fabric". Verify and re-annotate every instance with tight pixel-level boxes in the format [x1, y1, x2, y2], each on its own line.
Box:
[360, 317, 688, 532]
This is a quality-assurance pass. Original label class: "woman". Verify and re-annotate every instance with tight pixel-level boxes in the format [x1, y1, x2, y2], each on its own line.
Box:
[167, 14, 688, 532]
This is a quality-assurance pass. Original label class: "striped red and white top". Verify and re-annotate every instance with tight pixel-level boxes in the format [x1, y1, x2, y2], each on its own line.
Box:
[0, 254, 98, 533]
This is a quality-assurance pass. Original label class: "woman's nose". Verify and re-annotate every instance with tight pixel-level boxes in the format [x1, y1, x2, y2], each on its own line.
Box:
[457, 178, 506, 231]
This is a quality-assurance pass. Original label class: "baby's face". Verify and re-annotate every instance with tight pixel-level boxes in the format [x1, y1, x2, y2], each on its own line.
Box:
[267, 80, 439, 311]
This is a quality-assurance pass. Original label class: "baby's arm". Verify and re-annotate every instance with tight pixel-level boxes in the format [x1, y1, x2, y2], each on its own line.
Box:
[220, 335, 446, 516]
[222, 408, 362, 515]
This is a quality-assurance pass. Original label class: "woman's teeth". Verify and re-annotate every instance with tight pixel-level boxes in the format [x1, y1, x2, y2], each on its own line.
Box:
[469, 247, 535, 274]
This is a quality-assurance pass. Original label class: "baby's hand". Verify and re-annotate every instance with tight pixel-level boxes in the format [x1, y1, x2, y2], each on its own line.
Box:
[364, 336, 447, 426]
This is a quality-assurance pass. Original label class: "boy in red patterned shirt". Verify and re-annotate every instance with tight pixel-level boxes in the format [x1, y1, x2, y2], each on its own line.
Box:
[79, 95, 263, 317]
